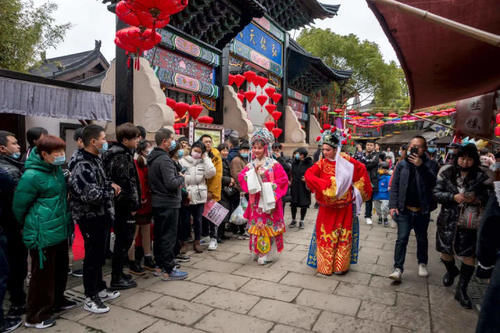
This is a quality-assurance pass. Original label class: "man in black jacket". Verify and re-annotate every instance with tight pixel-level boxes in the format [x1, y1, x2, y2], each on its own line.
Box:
[362, 141, 379, 224]
[148, 128, 188, 281]
[388, 136, 438, 282]
[0, 131, 25, 329]
[103, 123, 141, 289]
[69, 125, 121, 314]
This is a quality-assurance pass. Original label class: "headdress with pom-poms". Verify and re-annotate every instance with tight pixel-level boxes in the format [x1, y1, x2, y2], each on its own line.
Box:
[318, 126, 350, 150]
[250, 127, 275, 160]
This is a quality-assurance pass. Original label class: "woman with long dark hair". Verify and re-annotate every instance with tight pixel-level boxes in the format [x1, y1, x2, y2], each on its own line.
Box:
[433, 144, 491, 309]
[289, 147, 313, 229]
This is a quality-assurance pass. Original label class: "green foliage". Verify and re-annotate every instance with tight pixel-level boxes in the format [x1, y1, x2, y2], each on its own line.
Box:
[297, 28, 409, 111]
[0, 0, 70, 71]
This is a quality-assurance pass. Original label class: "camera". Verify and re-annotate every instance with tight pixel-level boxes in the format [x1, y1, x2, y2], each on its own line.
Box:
[409, 147, 419, 155]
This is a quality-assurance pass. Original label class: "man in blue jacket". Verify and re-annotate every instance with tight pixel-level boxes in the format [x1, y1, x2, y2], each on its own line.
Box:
[388, 136, 438, 282]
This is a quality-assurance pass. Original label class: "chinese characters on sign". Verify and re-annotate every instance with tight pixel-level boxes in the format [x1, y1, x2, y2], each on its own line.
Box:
[236, 23, 283, 66]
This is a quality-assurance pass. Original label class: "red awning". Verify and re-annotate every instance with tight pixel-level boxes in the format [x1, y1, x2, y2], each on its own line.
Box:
[367, 0, 500, 110]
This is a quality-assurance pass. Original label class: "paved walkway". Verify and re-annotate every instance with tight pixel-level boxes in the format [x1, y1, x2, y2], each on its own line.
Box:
[20, 205, 479, 333]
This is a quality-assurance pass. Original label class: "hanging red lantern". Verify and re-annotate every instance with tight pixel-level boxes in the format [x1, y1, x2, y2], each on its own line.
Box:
[188, 104, 203, 120]
[348, 110, 357, 116]
[244, 91, 256, 103]
[496, 113, 500, 124]
[228, 74, 235, 86]
[271, 111, 282, 121]
[320, 105, 329, 112]
[243, 71, 256, 84]
[128, 0, 189, 16]
[334, 108, 343, 114]
[416, 111, 426, 117]
[116, 1, 170, 29]
[174, 102, 189, 118]
[237, 93, 245, 104]
[256, 95, 268, 106]
[233, 74, 246, 88]
[255, 76, 268, 88]
[389, 112, 398, 118]
[320, 129, 324, 133]
[375, 112, 384, 118]
[316, 136, 321, 142]
[264, 87, 276, 98]
[166, 97, 177, 110]
[115, 27, 161, 69]
[495, 125, 500, 137]
[271, 93, 282, 104]
[272, 128, 283, 138]
[323, 124, 331, 130]
[361, 112, 371, 117]
[198, 116, 214, 124]
[264, 121, 275, 131]
[265, 104, 277, 114]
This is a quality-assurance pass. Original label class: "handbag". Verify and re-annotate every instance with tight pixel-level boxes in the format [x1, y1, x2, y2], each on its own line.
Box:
[457, 204, 482, 230]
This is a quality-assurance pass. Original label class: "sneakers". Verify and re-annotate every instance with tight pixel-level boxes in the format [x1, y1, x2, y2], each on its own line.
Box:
[24, 318, 56, 329]
[378, 218, 383, 224]
[257, 256, 272, 265]
[1, 317, 22, 333]
[54, 298, 78, 312]
[71, 269, 84, 278]
[143, 256, 156, 271]
[175, 254, 191, 262]
[128, 261, 146, 276]
[289, 220, 297, 228]
[160, 268, 188, 281]
[389, 268, 402, 282]
[200, 236, 210, 245]
[110, 277, 137, 290]
[208, 238, 218, 251]
[418, 263, 429, 277]
[83, 296, 109, 314]
[383, 218, 389, 227]
[365, 217, 373, 225]
[98, 289, 121, 302]
[298, 221, 304, 229]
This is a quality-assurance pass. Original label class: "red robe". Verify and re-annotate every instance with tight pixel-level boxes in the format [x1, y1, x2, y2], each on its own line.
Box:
[305, 154, 372, 275]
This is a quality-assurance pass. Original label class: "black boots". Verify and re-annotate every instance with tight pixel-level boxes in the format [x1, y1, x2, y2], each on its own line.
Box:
[454, 263, 474, 309]
[441, 259, 460, 287]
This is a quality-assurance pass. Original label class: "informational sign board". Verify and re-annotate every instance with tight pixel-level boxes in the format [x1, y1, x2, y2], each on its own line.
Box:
[203, 200, 229, 226]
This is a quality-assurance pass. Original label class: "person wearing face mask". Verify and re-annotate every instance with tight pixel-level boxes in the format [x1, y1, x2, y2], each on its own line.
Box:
[69, 125, 121, 314]
[12, 135, 75, 328]
[179, 141, 216, 252]
[289, 148, 313, 229]
[231, 141, 250, 237]
[0, 130, 27, 328]
[433, 144, 491, 309]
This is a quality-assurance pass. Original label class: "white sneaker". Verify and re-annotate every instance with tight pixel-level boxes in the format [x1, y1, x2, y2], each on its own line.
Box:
[257, 256, 271, 265]
[24, 318, 56, 329]
[98, 289, 120, 302]
[365, 217, 373, 225]
[83, 296, 109, 314]
[389, 268, 402, 282]
[418, 264, 429, 277]
[208, 238, 218, 251]
[200, 236, 210, 245]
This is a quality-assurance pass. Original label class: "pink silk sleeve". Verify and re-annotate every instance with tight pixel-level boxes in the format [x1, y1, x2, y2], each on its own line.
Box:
[238, 166, 250, 193]
[271, 162, 289, 200]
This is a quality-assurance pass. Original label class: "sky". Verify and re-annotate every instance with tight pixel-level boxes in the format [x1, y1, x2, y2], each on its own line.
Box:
[37, 0, 399, 65]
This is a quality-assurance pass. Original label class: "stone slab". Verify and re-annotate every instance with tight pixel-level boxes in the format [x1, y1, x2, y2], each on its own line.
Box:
[79, 305, 157, 333]
[269, 324, 310, 333]
[233, 265, 288, 282]
[249, 299, 320, 330]
[295, 289, 361, 316]
[193, 258, 242, 273]
[335, 282, 397, 305]
[313, 311, 391, 333]
[142, 319, 205, 333]
[140, 295, 212, 326]
[369, 275, 428, 297]
[195, 309, 274, 333]
[114, 289, 163, 310]
[240, 278, 301, 302]
[191, 271, 250, 290]
[280, 272, 339, 293]
[357, 300, 430, 331]
[145, 280, 208, 301]
[193, 287, 260, 314]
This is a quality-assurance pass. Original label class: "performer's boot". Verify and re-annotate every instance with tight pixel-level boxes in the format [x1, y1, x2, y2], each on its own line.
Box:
[454, 263, 474, 309]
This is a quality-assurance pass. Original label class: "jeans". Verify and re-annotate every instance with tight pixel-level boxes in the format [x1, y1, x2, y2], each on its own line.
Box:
[5, 226, 27, 307]
[111, 213, 136, 281]
[26, 241, 68, 323]
[175, 206, 191, 256]
[204, 216, 218, 239]
[393, 211, 430, 271]
[476, 254, 500, 333]
[0, 230, 8, 326]
[78, 217, 110, 298]
[152, 207, 178, 274]
[291, 206, 308, 221]
[189, 204, 205, 241]
[365, 198, 373, 218]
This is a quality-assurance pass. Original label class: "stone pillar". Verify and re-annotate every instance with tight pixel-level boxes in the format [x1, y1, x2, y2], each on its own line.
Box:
[223, 85, 254, 139]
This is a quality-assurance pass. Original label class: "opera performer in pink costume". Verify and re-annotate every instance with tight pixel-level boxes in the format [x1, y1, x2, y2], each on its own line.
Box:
[238, 128, 289, 265]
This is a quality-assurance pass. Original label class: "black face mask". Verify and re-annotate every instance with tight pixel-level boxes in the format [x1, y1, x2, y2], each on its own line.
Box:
[458, 166, 472, 172]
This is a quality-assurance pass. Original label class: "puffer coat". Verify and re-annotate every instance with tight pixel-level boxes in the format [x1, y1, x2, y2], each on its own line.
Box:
[433, 164, 491, 257]
[12, 148, 71, 266]
[179, 154, 216, 205]
[291, 156, 313, 207]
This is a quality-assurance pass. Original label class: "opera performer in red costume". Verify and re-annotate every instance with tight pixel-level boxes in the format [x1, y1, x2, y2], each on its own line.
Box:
[305, 129, 372, 275]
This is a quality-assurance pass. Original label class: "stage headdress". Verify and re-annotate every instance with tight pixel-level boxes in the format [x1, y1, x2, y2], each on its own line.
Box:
[250, 127, 275, 147]
[319, 129, 343, 148]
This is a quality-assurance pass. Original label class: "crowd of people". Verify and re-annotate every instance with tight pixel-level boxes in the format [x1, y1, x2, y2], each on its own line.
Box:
[0, 124, 499, 332]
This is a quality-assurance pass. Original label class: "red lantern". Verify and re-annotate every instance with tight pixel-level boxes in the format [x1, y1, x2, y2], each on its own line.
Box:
[255, 76, 268, 88]
[233, 74, 246, 88]
[166, 97, 176, 110]
[265, 87, 276, 97]
[361, 112, 371, 117]
[332, 126, 337, 131]
[228, 74, 235, 86]
[244, 91, 256, 103]
[173, 123, 182, 130]
[348, 110, 357, 115]
[341, 139, 347, 145]
[272, 128, 283, 138]
[389, 112, 398, 118]
[243, 71, 256, 84]
[316, 136, 321, 142]
[198, 116, 214, 124]
[375, 112, 384, 118]
[128, 0, 188, 16]
[334, 108, 343, 114]
[264, 121, 275, 131]
[320, 105, 329, 112]
[323, 124, 331, 130]
[431, 110, 440, 115]
[237, 93, 245, 104]
[116, 1, 170, 29]
[320, 129, 324, 134]
[496, 113, 500, 124]
[115, 27, 161, 69]
[416, 111, 426, 117]
[495, 125, 500, 137]
[271, 111, 282, 121]
[188, 104, 203, 120]
[174, 102, 189, 118]
[265, 104, 277, 114]
[256, 95, 268, 106]
[271, 93, 282, 104]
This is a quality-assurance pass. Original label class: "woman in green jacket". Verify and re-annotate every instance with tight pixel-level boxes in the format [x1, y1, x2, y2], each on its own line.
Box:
[13, 135, 75, 329]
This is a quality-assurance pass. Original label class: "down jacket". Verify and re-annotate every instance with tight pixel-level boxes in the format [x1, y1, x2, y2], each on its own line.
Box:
[12, 148, 71, 266]
[180, 154, 216, 205]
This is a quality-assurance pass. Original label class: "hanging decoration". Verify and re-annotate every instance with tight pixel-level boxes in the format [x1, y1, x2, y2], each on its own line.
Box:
[272, 128, 283, 138]
[166, 97, 177, 110]
[243, 71, 257, 86]
[264, 87, 276, 98]
[271, 93, 282, 104]
[271, 111, 282, 121]
[244, 91, 256, 103]
[265, 104, 277, 114]
[188, 104, 203, 120]
[256, 95, 268, 111]
[334, 108, 343, 114]
[174, 102, 189, 118]
[237, 93, 245, 104]
[375, 112, 384, 118]
[198, 116, 214, 124]
[320, 105, 329, 112]
[264, 121, 275, 132]
[228, 74, 235, 86]
[233, 74, 246, 88]
[115, 27, 161, 70]
[115, 1, 170, 29]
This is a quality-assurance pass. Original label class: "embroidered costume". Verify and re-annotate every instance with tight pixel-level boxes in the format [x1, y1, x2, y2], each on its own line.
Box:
[238, 128, 289, 262]
[305, 129, 372, 275]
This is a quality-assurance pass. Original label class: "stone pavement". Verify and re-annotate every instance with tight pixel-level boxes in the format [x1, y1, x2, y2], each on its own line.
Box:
[19, 205, 480, 333]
